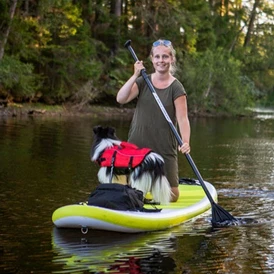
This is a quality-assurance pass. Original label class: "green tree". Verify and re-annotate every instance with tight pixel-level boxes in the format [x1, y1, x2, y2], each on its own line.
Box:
[0, 0, 17, 60]
[1, 0, 273, 113]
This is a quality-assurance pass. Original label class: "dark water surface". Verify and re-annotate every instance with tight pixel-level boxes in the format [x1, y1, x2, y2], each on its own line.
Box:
[1, 111, 274, 274]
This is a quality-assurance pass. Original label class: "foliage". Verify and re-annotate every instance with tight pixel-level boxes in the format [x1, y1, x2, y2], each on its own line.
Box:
[0, 55, 40, 100]
[0, 0, 273, 114]
[180, 48, 255, 115]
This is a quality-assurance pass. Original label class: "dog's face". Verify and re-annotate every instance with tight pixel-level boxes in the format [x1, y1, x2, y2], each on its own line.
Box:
[93, 126, 118, 140]
[91, 126, 120, 162]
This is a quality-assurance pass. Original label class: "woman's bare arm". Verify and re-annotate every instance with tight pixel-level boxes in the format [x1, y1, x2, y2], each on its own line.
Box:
[116, 61, 144, 104]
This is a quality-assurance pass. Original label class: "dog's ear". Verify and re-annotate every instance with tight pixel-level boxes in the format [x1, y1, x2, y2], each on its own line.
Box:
[93, 125, 102, 134]
[106, 127, 119, 140]
[108, 127, 116, 136]
[93, 126, 118, 139]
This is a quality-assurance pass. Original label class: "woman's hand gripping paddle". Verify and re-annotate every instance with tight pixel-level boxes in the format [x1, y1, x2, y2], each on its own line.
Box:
[124, 40, 239, 227]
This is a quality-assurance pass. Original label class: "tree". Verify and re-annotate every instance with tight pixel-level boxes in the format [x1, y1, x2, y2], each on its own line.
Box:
[244, 0, 261, 47]
[0, 0, 17, 60]
[0, 0, 273, 111]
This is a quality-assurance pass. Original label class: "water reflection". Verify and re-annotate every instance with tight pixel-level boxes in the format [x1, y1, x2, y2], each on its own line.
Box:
[1, 113, 274, 273]
[51, 218, 274, 274]
[248, 107, 274, 120]
[52, 228, 178, 273]
[51, 218, 218, 274]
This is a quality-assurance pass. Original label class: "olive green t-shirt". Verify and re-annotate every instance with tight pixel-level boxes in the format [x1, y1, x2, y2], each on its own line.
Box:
[128, 75, 186, 187]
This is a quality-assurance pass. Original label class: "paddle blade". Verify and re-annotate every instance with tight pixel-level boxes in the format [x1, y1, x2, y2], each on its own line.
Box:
[211, 202, 239, 227]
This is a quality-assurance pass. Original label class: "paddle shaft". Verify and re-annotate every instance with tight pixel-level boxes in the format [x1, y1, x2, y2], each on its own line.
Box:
[124, 40, 216, 205]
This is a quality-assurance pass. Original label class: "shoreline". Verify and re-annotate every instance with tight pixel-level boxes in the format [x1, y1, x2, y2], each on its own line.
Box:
[0, 102, 252, 119]
[0, 103, 136, 119]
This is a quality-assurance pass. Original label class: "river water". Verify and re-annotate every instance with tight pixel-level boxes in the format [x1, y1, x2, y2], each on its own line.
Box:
[0, 109, 274, 274]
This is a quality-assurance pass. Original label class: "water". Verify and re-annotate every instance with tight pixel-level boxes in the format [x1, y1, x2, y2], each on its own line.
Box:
[0, 110, 274, 273]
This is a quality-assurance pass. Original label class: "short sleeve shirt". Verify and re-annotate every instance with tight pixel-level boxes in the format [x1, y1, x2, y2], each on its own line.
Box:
[128, 75, 186, 155]
[128, 75, 186, 187]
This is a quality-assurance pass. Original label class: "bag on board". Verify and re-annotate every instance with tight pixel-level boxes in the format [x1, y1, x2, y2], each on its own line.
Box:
[87, 183, 161, 212]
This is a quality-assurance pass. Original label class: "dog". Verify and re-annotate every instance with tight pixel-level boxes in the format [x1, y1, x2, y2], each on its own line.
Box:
[90, 126, 172, 205]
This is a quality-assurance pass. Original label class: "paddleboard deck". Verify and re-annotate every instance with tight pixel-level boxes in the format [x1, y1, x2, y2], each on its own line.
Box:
[52, 180, 217, 233]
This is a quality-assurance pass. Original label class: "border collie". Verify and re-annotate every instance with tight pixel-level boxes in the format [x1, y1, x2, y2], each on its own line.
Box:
[90, 126, 172, 204]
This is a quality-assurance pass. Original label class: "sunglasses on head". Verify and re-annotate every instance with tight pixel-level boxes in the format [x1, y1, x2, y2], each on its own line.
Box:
[153, 40, 172, 47]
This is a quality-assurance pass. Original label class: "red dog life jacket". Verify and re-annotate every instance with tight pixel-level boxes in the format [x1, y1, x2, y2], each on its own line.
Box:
[98, 141, 152, 168]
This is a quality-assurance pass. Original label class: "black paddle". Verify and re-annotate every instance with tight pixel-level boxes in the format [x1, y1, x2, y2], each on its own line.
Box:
[124, 40, 239, 227]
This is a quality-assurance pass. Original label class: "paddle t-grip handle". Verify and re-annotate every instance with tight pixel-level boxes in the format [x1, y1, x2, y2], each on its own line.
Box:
[124, 40, 139, 62]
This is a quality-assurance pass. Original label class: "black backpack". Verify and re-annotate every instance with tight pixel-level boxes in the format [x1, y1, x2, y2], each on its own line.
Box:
[87, 183, 161, 212]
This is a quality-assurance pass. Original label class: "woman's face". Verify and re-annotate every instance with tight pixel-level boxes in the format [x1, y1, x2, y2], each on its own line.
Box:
[151, 45, 174, 74]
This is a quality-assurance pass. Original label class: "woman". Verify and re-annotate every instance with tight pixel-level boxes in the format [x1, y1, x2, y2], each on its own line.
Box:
[116, 39, 190, 202]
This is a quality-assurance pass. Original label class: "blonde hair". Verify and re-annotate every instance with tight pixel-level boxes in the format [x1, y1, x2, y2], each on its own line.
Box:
[150, 39, 177, 75]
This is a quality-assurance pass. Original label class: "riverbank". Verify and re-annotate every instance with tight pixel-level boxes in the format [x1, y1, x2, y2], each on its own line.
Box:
[0, 103, 136, 119]
[0, 102, 254, 119]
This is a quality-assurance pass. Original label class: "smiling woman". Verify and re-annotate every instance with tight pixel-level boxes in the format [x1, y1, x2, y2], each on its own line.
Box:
[150, 39, 177, 76]
[116, 39, 190, 202]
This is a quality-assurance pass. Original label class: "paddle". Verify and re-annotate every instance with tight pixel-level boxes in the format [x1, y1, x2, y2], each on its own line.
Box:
[124, 40, 238, 227]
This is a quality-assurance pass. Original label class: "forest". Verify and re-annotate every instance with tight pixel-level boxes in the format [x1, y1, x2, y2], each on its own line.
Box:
[0, 0, 273, 115]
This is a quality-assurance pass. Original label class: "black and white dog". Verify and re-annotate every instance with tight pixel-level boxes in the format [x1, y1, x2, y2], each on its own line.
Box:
[90, 126, 172, 204]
